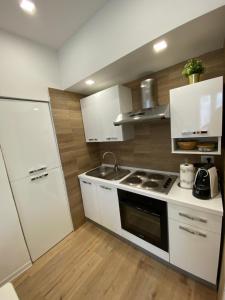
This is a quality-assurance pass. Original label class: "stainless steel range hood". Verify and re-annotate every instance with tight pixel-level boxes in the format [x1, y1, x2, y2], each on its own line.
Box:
[114, 105, 170, 125]
[114, 79, 170, 126]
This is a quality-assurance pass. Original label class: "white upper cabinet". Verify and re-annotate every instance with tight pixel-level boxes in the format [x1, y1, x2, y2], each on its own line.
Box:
[80, 85, 134, 142]
[170, 77, 223, 139]
[170, 77, 223, 155]
[80, 94, 102, 142]
[0, 100, 60, 181]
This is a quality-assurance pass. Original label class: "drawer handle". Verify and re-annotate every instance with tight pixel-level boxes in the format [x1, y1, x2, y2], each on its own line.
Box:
[100, 185, 112, 191]
[88, 138, 98, 141]
[179, 212, 207, 223]
[179, 225, 207, 238]
[29, 166, 47, 174]
[31, 172, 48, 181]
[82, 180, 92, 185]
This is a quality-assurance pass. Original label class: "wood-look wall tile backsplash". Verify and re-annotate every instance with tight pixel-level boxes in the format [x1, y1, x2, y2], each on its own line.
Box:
[100, 49, 225, 173]
[49, 88, 101, 229]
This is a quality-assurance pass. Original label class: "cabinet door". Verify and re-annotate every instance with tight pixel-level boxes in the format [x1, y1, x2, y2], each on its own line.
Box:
[98, 87, 123, 141]
[80, 179, 101, 224]
[169, 219, 220, 284]
[0, 149, 31, 284]
[0, 100, 60, 181]
[170, 77, 223, 138]
[11, 167, 73, 261]
[97, 184, 121, 234]
[80, 95, 102, 142]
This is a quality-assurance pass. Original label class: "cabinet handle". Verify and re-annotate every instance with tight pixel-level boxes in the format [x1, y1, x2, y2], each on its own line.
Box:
[106, 137, 118, 141]
[31, 172, 48, 181]
[179, 225, 207, 238]
[29, 166, 47, 174]
[82, 180, 92, 185]
[100, 185, 112, 190]
[179, 212, 207, 223]
[182, 130, 208, 135]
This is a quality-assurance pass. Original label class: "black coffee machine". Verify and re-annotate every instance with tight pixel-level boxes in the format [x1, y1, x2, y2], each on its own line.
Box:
[193, 164, 219, 200]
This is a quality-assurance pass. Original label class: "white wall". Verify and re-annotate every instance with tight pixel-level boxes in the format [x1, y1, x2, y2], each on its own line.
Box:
[59, 0, 225, 90]
[0, 30, 61, 101]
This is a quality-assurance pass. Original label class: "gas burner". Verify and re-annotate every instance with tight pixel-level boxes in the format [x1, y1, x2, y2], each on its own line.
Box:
[148, 173, 165, 181]
[126, 176, 142, 185]
[143, 181, 159, 189]
[134, 171, 148, 177]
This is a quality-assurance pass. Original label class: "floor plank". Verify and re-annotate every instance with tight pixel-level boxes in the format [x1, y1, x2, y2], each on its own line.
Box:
[13, 222, 217, 300]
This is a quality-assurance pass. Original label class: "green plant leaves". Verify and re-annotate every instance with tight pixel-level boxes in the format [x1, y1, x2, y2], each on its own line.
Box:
[182, 58, 204, 77]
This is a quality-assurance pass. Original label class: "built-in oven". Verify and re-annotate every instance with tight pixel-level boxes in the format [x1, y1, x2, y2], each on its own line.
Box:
[118, 189, 168, 252]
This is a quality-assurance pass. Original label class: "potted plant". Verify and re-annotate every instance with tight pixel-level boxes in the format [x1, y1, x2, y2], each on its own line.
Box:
[182, 58, 204, 84]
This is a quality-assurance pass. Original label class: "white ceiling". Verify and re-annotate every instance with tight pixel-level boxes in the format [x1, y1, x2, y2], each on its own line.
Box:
[68, 6, 225, 95]
[0, 0, 108, 48]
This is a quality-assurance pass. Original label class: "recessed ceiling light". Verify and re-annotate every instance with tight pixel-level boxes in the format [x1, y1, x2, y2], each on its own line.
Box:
[85, 79, 95, 86]
[20, 0, 36, 14]
[153, 40, 167, 53]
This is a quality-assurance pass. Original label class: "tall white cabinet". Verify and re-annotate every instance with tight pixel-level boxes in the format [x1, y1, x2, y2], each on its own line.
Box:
[0, 99, 73, 262]
[0, 149, 31, 285]
[80, 85, 134, 142]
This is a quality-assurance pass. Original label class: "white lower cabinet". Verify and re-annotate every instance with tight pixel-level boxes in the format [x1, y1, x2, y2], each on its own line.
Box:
[80, 179, 101, 224]
[96, 184, 121, 234]
[80, 177, 222, 284]
[169, 204, 222, 284]
[79, 179, 121, 234]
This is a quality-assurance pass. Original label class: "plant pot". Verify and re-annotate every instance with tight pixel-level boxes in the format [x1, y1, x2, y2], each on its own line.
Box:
[188, 73, 200, 84]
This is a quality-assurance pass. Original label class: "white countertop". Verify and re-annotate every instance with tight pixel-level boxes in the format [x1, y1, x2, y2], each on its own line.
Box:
[0, 283, 19, 300]
[79, 165, 223, 216]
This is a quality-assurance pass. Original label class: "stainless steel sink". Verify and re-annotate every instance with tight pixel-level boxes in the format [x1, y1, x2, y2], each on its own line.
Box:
[86, 166, 130, 181]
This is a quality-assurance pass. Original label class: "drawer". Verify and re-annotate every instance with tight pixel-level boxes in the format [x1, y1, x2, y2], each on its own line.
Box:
[168, 203, 222, 233]
[169, 219, 221, 284]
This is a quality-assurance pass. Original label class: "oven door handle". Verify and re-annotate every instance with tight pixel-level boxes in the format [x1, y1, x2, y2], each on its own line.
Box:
[136, 206, 160, 217]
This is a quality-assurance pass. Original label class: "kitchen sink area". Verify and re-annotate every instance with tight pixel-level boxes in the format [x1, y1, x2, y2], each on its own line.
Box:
[85, 166, 130, 181]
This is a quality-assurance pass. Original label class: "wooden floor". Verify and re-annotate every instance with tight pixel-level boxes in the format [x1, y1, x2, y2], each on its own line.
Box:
[13, 222, 217, 300]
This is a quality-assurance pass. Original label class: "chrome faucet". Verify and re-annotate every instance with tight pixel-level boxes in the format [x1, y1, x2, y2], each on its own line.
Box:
[102, 152, 119, 172]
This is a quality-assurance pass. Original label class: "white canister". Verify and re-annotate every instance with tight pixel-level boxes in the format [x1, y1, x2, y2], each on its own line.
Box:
[180, 163, 195, 189]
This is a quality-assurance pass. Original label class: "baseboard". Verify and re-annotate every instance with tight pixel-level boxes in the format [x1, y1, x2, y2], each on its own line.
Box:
[0, 261, 32, 287]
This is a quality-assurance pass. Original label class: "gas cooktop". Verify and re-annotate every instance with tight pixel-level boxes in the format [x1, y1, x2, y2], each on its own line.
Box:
[121, 170, 177, 194]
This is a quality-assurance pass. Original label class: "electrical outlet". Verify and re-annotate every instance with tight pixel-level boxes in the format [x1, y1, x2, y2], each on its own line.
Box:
[201, 155, 214, 164]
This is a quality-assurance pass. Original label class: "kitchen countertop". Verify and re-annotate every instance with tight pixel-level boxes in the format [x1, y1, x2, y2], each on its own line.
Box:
[79, 165, 223, 217]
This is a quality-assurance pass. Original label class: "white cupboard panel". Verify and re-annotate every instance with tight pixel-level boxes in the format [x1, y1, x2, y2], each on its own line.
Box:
[97, 184, 121, 234]
[80, 85, 133, 143]
[170, 77, 223, 138]
[80, 179, 101, 224]
[98, 88, 123, 141]
[0, 100, 60, 181]
[0, 150, 31, 285]
[169, 219, 220, 284]
[11, 167, 73, 261]
[80, 95, 102, 142]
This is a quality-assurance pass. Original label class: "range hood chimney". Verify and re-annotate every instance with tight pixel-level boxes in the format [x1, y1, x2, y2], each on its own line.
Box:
[114, 79, 170, 126]
[141, 78, 156, 109]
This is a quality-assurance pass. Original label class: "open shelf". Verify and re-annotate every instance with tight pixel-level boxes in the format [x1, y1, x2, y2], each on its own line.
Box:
[171, 137, 221, 155]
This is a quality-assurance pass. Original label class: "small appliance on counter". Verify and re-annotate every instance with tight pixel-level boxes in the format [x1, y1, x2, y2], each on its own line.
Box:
[179, 163, 195, 189]
[193, 164, 219, 200]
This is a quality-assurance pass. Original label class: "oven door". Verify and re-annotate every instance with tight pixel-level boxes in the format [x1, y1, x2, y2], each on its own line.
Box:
[118, 189, 168, 252]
